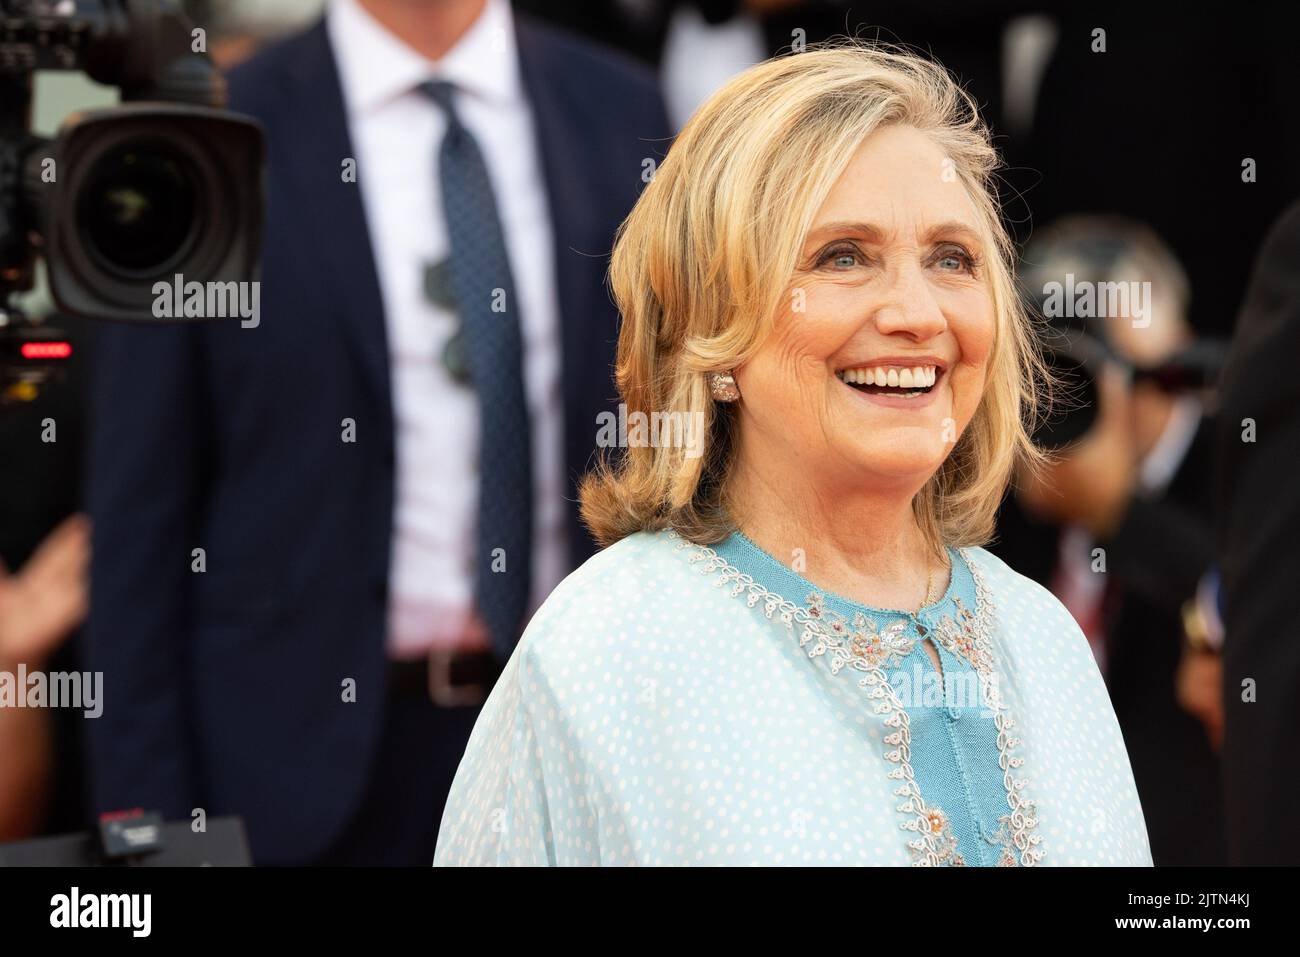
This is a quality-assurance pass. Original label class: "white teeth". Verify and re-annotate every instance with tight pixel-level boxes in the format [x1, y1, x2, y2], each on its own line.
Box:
[837, 364, 939, 389]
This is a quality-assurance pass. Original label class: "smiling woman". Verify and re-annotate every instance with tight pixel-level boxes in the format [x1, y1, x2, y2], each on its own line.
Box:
[433, 43, 1153, 867]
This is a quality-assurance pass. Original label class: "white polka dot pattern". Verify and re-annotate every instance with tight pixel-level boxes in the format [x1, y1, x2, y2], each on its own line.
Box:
[433, 530, 1153, 866]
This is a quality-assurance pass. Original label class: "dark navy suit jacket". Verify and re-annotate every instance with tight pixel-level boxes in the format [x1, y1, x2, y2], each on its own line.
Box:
[84, 15, 670, 864]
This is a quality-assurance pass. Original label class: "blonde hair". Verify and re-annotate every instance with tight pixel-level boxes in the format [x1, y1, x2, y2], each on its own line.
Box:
[580, 42, 1052, 551]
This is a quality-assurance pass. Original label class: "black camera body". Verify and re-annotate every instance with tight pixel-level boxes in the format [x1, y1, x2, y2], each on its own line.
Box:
[1, 0, 264, 399]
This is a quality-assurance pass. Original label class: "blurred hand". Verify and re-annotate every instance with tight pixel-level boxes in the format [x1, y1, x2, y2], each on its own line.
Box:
[1176, 646, 1224, 750]
[1016, 363, 1139, 539]
[457, 610, 493, 654]
[0, 514, 91, 667]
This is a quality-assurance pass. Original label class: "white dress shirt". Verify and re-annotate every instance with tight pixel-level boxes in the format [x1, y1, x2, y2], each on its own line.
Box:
[327, 0, 568, 658]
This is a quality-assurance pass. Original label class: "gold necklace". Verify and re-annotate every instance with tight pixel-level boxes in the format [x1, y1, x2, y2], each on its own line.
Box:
[917, 566, 936, 615]
[917, 552, 952, 613]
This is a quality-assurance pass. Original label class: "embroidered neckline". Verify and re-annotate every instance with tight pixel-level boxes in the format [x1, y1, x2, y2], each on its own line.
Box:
[714, 530, 991, 676]
[723, 528, 965, 619]
[668, 528, 1044, 867]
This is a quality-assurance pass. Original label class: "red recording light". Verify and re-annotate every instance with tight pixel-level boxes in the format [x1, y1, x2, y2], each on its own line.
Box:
[20, 341, 72, 359]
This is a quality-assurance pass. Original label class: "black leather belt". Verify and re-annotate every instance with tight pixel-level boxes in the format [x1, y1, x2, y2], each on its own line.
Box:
[388, 649, 503, 707]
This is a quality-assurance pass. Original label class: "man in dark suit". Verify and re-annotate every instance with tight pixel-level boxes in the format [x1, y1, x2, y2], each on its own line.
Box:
[84, 0, 670, 865]
[1215, 199, 1300, 865]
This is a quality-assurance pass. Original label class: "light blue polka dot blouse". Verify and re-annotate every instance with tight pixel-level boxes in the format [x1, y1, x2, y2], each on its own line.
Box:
[433, 528, 1153, 866]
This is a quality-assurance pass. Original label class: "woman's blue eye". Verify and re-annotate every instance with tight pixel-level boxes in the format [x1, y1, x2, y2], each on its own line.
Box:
[934, 246, 976, 273]
[818, 246, 860, 269]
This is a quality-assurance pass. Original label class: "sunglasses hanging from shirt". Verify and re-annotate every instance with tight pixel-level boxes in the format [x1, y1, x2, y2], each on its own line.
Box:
[424, 257, 472, 385]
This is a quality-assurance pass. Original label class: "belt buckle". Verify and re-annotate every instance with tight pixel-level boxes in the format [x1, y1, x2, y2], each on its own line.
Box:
[427, 648, 488, 708]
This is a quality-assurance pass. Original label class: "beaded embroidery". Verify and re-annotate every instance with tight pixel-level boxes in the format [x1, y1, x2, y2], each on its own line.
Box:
[805, 594, 916, 671]
[670, 529, 1045, 867]
[932, 597, 997, 675]
[918, 806, 965, 866]
[983, 818, 1022, 867]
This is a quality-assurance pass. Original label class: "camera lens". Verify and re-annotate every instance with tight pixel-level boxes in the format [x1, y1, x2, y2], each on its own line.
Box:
[77, 142, 200, 277]
[38, 105, 263, 322]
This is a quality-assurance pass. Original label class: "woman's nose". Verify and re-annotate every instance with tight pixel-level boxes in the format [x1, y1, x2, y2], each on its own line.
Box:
[871, 267, 948, 339]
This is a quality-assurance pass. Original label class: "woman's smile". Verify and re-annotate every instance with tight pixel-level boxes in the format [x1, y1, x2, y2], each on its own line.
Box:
[834, 357, 949, 410]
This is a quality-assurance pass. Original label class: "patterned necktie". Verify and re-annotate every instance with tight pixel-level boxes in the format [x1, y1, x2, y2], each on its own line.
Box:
[421, 79, 533, 660]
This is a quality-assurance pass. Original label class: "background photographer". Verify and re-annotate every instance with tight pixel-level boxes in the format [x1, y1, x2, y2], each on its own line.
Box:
[1000, 216, 1225, 865]
[0, 0, 262, 859]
